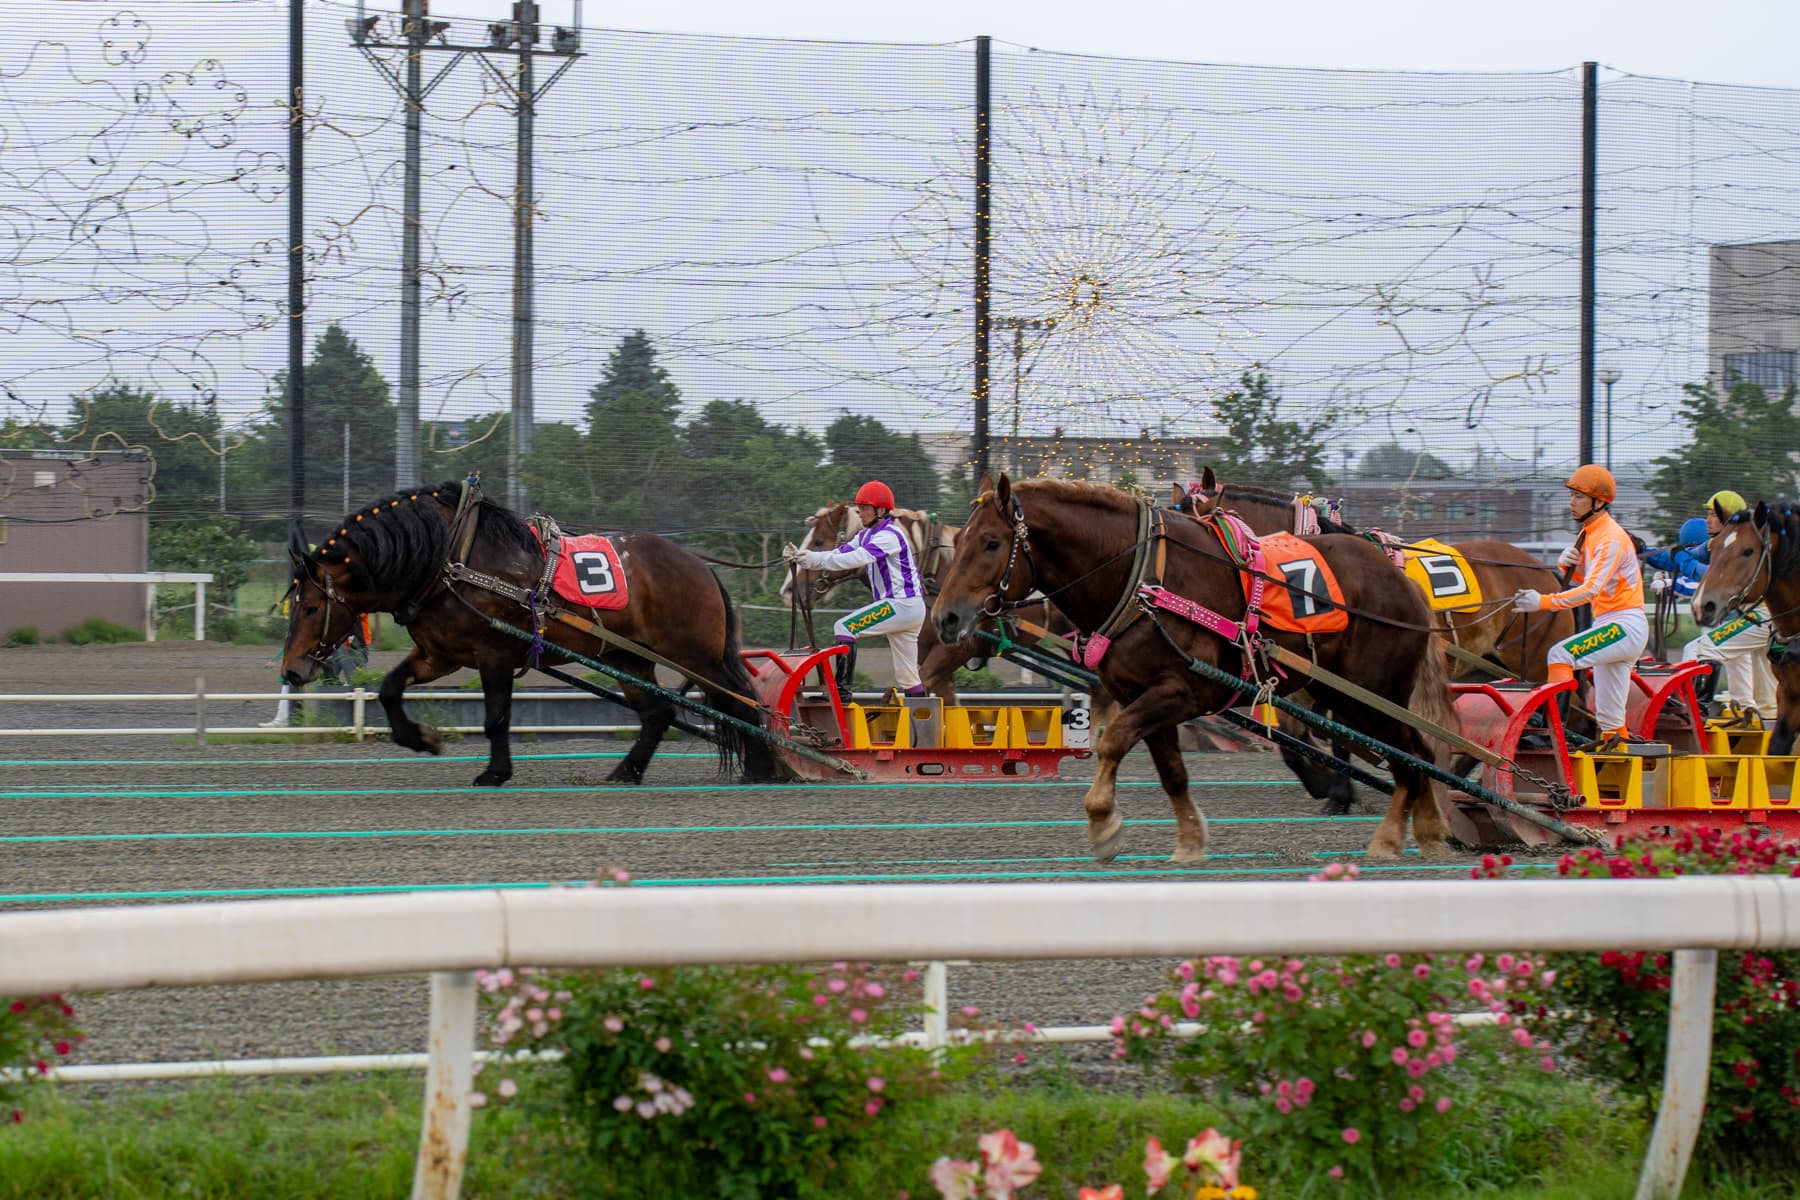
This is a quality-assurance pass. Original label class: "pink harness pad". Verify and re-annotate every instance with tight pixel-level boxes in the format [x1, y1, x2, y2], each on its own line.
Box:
[551, 534, 630, 611]
[1075, 634, 1112, 672]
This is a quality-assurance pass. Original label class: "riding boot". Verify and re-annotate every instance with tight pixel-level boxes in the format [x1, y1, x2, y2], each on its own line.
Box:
[1692, 661, 1719, 706]
[834, 637, 858, 697]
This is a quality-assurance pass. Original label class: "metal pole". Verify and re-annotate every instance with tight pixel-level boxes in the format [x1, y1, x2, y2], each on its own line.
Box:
[972, 35, 992, 489]
[289, 0, 307, 519]
[508, 1, 538, 514]
[1579, 61, 1597, 467]
[397, 0, 424, 489]
[1604, 378, 1614, 471]
[1010, 322, 1023, 440]
[343, 421, 351, 511]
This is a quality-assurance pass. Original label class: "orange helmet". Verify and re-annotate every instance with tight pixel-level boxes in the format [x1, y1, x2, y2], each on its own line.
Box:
[1565, 464, 1616, 504]
[853, 480, 895, 509]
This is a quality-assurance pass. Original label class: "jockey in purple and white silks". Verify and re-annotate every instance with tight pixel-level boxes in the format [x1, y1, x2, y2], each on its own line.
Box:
[783, 479, 927, 696]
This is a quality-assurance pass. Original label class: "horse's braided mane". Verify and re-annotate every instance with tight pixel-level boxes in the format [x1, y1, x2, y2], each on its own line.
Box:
[317, 480, 538, 593]
[1735, 503, 1800, 579]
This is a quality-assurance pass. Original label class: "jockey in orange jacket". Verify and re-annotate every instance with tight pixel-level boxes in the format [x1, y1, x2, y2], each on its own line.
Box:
[1511, 464, 1647, 751]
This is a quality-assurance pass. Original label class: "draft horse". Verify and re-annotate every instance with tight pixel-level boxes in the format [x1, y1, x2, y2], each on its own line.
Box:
[1691, 500, 1800, 755]
[279, 481, 778, 786]
[934, 474, 1459, 862]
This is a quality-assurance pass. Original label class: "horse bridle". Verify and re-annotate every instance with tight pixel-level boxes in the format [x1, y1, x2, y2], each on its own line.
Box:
[286, 557, 358, 669]
[1714, 520, 1775, 622]
[977, 492, 1039, 617]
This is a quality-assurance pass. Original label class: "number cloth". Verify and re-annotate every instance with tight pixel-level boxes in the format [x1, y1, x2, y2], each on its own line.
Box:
[1246, 534, 1349, 634]
[550, 534, 630, 611]
[1399, 538, 1484, 611]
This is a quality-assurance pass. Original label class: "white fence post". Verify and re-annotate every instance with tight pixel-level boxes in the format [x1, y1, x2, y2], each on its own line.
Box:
[144, 583, 157, 642]
[1635, 948, 1718, 1200]
[412, 970, 478, 1200]
[194, 677, 207, 748]
[195, 581, 207, 641]
[353, 687, 368, 742]
[922, 960, 948, 1056]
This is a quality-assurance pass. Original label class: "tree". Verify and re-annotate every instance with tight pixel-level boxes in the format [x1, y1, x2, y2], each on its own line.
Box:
[1207, 371, 1336, 492]
[148, 514, 258, 602]
[1356, 441, 1453, 481]
[1646, 378, 1800, 538]
[680, 400, 831, 565]
[421, 411, 510, 506]
[55, 382, 223, 518]
[259, 323, 397, 522]
[582, 330, 685, 530]
[822, 414, 941, 513]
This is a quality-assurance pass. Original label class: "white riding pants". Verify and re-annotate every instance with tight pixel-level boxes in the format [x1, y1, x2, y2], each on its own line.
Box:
[1684, 605, 1777, 718]
[1548, 606, 1648, 732]
[833, 595, 928, 690]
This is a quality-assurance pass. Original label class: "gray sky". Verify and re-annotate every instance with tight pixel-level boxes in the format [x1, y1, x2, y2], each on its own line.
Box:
[432, 0, 1800, 89]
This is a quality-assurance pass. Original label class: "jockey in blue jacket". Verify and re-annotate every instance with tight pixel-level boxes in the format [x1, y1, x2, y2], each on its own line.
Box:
[1642, 517, 1710, 602]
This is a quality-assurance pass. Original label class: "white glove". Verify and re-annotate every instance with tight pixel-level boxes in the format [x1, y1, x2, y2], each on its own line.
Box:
[1513, 588, 1543, 613]
[781, 542, 808, 566]
[1557, 545, 1580, 570]
[1649, 575, 1668, 594]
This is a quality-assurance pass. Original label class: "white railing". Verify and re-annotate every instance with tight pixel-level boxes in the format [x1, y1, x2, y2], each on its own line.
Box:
[0, 686, 1066, 740]
[3, 878, 1794, 1200]
[0, 571, 214, 641]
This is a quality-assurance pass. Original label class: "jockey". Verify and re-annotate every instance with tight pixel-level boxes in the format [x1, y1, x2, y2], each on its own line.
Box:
[1512, 464, 1648, 751]
[1681, 489, 1777, 720]
[783, 480, 927, 698]
[1642, 517, 1710, 603]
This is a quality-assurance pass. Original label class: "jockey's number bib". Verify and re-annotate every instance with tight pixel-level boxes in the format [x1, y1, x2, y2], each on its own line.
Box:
[1250, 534, 1349, 634]
[551, 535, 630, 611]
[1399, 538, 1483, 611]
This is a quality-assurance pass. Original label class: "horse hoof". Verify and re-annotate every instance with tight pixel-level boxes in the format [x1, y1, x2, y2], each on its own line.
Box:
[1416, 839, 1455, 862]
[607, 765, 645, 785]
[417, 729, 443, 756]
[474, 771, 510, 787]
[1365, 838, 1404, 861]
[1089, 814, 1125, 862]
[1321, 798, 1355, 817]
[1170, 843, 1207, 864]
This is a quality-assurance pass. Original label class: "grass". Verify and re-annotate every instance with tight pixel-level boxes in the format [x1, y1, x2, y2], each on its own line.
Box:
[0, 1064, 1792, 1199]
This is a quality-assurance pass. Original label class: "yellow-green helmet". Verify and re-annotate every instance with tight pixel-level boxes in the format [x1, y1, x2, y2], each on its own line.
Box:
[1707, 490, 1747, 516]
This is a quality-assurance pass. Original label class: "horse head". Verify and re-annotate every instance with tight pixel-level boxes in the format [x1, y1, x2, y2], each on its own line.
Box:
[1693, 501, 1775, 627]
[1173, 466, 1225, 518]
[933, 472, 1035, 643]
[279, 517, 378, 686]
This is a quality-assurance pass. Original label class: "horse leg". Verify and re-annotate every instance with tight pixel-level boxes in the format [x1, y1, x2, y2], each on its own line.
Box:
[1770, 664, 1800, 756]
[379, 649, 451, 756]
[1144, 724, 1207, 862]
[1081, 680, 1189, 862]
[915, 620, 962, 705]
[608, 659, 674, 785]
[473, 660, 516, 787]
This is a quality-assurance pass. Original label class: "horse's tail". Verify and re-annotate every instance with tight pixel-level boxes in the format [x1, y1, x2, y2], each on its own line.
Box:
[710, 573, 778, 782]
[1409, 633, 1462, 768]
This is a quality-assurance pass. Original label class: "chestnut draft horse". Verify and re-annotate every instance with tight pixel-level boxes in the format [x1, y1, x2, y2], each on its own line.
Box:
[781, 501, 1075, 703]
[1691, 500, 1800, 754]
[278, 481, 778, 786]
[933, 474, 1459, 862]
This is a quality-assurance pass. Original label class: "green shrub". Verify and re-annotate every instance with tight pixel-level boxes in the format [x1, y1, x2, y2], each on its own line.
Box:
[478, 954, 972, 1198]
[207, 612, 286, 646]
[1485, 830, 1800, 1175]
[952, 665, 1008, 692]
[60, 617, 143, 645]
[2, 627, 38, 648]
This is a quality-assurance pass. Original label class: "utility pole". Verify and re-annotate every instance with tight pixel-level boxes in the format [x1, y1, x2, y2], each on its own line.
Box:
[972, 35, 992, 488]
[994, 316, 1054, 471]
[1579, 61, 1598, 467]
[289, 0, 306, 522]
[349, 1, 584, 509]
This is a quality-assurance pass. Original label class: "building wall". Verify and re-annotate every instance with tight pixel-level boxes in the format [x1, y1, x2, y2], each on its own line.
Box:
[0, 452, 152, 638]
[1709, 240, 1800, 388]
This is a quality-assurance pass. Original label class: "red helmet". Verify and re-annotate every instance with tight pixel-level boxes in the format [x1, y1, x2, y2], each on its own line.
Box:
[853, 480, 895, 509]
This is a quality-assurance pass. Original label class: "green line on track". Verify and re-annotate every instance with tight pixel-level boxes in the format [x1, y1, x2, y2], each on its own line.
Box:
[0, 752, 709, 767]
[0, 814, 1380, 845]
[0, 862, 1472, 904]
[0, 780, 1297, 801]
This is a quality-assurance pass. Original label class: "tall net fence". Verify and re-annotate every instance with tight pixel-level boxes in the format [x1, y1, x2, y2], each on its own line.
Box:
[4, 0, 1800, 573]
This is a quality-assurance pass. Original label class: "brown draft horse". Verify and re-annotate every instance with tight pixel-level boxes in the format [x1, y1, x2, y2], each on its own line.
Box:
[933, 474, 1459, 862]
[781, 502, 1073, 703]
[278, 481, 778, 786]
[1691, 500, 1800, 755]
[1179, 468, 1573, 680]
